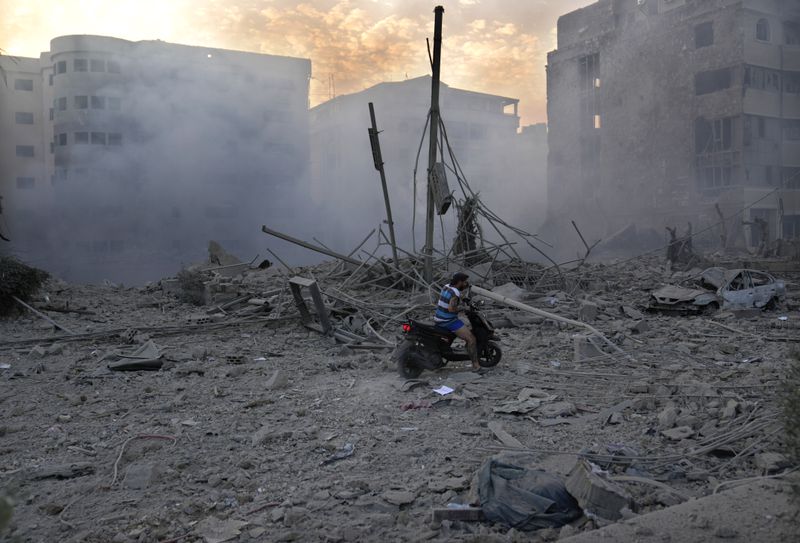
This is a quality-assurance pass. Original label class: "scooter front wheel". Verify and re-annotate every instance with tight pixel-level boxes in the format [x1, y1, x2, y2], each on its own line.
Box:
[480, 342, 502, 367]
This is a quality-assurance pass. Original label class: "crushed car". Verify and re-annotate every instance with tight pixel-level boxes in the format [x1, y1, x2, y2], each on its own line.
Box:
[649, 267, 786, 314]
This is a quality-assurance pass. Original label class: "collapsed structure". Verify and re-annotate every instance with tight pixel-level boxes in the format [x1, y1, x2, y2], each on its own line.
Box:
[546, 0, 800, 253]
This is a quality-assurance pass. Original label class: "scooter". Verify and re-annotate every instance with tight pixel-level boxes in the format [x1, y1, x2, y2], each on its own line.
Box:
[393, 298, 502, 378]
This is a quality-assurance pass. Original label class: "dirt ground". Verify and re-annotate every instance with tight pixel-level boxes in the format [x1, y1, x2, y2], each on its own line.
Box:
[1, 261, 798, 542]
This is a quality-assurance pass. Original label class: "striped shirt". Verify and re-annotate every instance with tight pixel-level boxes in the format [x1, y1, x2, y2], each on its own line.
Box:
[434, 284, 461, 324]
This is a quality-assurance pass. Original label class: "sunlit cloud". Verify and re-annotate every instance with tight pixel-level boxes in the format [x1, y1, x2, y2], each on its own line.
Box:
[0, 0, 595, 123]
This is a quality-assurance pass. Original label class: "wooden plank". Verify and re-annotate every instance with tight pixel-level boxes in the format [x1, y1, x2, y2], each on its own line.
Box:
[487, 421, 525, 449]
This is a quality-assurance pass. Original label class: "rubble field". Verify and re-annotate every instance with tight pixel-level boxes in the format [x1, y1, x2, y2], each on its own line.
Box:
[1, 255, 799, 543]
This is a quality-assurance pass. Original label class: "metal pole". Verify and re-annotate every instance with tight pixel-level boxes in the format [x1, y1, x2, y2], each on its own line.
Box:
[424, 5, 444, 283]
[368, 102, 400, 265]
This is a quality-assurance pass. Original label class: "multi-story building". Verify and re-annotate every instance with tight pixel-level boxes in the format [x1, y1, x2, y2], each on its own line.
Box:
[1, 35, 311, 283]
[309, 76, 546, 254]
[546, 0, 800, 251]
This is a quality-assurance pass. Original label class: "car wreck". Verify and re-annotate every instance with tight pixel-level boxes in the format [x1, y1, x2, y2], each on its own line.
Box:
[649, 267, 786, 313]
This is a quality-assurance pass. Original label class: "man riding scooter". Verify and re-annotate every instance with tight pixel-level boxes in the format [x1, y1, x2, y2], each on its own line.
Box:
[434, 272, 484, 373]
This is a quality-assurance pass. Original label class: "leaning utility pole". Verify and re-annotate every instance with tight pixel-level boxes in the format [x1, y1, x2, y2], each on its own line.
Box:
[424, 5, 444, 283]
[367, 102, 400, 265]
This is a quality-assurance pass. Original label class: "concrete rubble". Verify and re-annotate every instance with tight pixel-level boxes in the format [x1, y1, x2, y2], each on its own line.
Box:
[0, 247, 798, 542]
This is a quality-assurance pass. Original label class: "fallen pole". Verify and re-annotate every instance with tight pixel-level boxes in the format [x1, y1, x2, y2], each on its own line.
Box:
[470, 286, 630, 359]
[13, 295, 75, 335]
[262, 225, 361, 267]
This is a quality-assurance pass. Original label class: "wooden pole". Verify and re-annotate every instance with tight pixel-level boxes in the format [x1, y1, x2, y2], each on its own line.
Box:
[424, 5, 444, 283]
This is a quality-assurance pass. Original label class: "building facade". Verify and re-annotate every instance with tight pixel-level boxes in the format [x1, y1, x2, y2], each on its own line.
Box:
[309, 76, 546, 254]
[546, 0, 800, 251]
[1, 36, 311, 283]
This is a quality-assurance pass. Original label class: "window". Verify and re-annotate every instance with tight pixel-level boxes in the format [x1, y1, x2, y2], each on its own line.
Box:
[578, 53, 600, 94]
[695, 117, 733, 153]
[56, 60, 66, 74]
[90, 59, 105, 72]
[74, 59, 88, 72]
[15, 112, 34, 124]
[57, 97, 67, 111]
[785, 120, 800, 141]
[594, 114, 602, 129]
[49, 73, 53, 86]
[16, 177, 35, 190]
[786, 22, 800, 46]
[758, 116, 766, 138]
[695, 67, 732, 95]
[695, 22, 714, 48]
[783, 167, 800, 189]
[74, 132, 89, 144]
[108, 97, 121, 111]
[785, 72, 800, 94]
[107, 60, 121, 73]
[756, 18, 770, 42]
[91, 96, 106, 109]
[14, 78, 33, 91]
[91, 132, 106, 145]
[16, 145, 34, 157]
[107, 133, 122, 145]
[49, 108, 54, 121]
[74, 95, 88, 109]
[58, 133, 67, 146]
[743, 66, 780, 92]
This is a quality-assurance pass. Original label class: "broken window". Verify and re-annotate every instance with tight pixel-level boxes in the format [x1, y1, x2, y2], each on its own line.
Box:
[14, 78, 33, 91]
[694, 117, 732, 153]
[786, 22, 800, 45]
[91, 132, 106, 145]
[784, 120, 800, 141]
[578, 53, 600, 95]
[16, 177, 34, 190]
[695, 67, 732, 95]
[58, 133, 67, 146]
[74, 132, 89, 144]
[743, 65, 781, 92]
[91, 96, 106, 109]
[15, 112, 34, 124]
[90, 59, 105, 72]
[695, 22, 713, 48]
[15, 145, 34, 157]
[56, 60, 66, 74]
[756, 18, 770, 42]
[74, 95, 89, 109]
[74, 59, 88, 72]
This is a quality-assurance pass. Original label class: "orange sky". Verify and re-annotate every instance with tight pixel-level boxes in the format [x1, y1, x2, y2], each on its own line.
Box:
[0, 0, 594, 124]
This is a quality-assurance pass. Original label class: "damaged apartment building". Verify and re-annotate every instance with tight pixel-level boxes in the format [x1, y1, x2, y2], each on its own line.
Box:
[0, 36, 310, 283]
[547, 0, 800, 251]
[309, 76, 547, 249]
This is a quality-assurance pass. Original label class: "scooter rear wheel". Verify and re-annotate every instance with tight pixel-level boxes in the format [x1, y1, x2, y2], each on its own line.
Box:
[480, 342, 502, 367]
[393, 341, 424, 378]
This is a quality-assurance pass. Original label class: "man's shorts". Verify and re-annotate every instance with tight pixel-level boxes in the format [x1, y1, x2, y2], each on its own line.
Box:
[436, 319, 464, 332]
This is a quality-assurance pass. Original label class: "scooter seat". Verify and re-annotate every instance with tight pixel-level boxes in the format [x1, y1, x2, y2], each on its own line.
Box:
[410, 319, 455, 337]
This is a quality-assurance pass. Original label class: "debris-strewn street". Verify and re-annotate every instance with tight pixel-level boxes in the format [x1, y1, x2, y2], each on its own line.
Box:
[1, 253, 798, 542]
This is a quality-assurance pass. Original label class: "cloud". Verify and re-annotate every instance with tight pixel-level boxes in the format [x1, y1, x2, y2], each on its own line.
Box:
[0, 0, 596, 124]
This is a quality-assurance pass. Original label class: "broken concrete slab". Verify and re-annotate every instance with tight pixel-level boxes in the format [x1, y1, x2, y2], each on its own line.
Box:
[539, 401, 576, 418]
[754, 452, 790, 473]
[565, 460, 634, 521]
[661, 426, 694, 441]
[265, 369, 289, 390]
[382, 490, 416, 506]
[578, 301, 598, 322]
[658, 406, 678, 429]
[122, 462, 162, 490]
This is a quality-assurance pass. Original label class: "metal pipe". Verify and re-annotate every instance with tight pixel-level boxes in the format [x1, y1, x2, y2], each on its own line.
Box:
[261, 225, 361, 266]
[368, 103, 400, 265]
